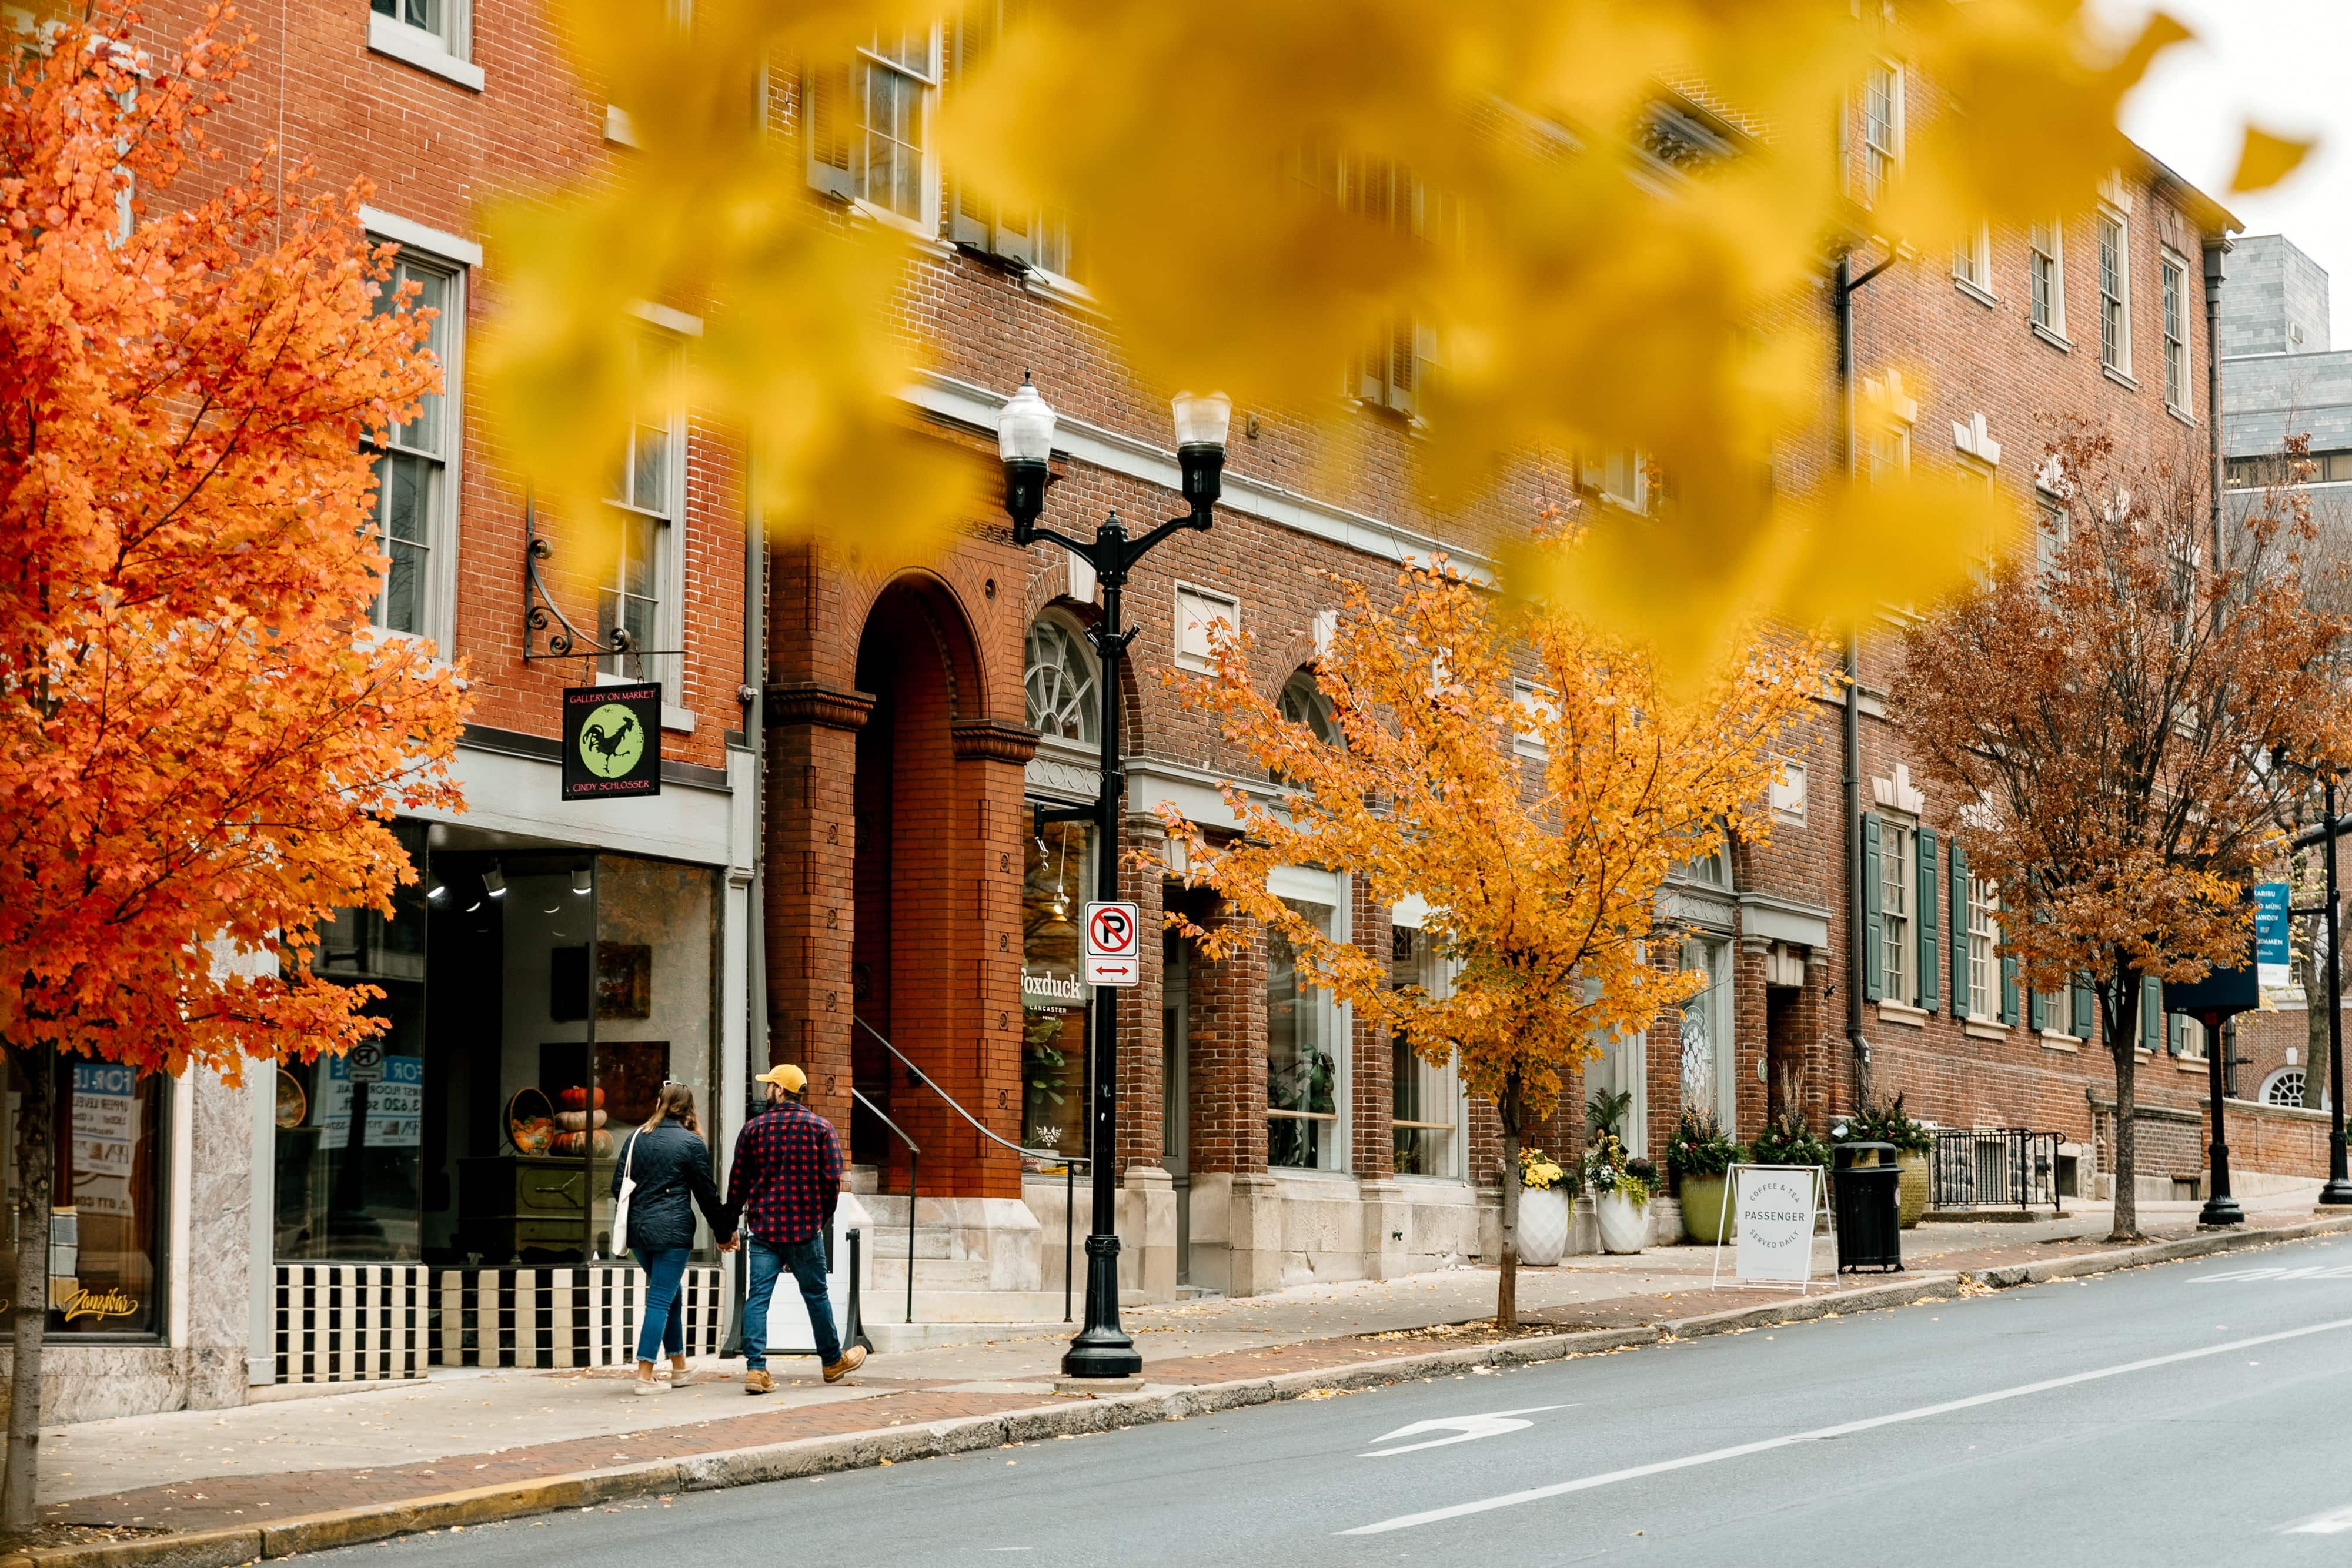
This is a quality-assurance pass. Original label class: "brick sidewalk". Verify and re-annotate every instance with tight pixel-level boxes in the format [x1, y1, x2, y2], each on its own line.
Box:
[42, 1215, 2265, 1539]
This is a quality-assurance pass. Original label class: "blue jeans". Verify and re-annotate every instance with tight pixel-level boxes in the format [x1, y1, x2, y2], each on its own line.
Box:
[742, 1235, 841, 1369]
[633, 1246, 690, 1363]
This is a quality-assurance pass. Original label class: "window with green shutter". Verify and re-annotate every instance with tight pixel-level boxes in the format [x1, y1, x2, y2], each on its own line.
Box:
[1949, 843, 1969, 1014]
[2071, 978, 2093, 1039]
[1916, 827, 1940, 1011]
[2000, 951, 2019, 1024]
[2140, 976, 2162, 1053]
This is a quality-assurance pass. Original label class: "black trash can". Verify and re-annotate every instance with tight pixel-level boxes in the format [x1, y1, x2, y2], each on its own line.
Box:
[1833, 1141, 1903, 1273]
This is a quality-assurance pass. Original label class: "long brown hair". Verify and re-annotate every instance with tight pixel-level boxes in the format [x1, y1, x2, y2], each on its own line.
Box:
[641, 1081, 699, 1135]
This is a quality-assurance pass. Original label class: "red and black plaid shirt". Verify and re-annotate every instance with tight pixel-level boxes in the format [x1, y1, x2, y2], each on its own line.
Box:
[724, 1100, 843, 1245]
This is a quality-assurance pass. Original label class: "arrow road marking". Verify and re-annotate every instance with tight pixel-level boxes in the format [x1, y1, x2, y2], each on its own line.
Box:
[1343, 1315, 2352, 1535]
[1360, 1405, 1576, 1458]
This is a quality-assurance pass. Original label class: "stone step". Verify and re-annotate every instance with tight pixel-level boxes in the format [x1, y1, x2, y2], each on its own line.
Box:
[863, 1229, 963, 1261]
[869, 1256, 991, 1289]
[869, 1288, 1073, 1324]
[863, 1320, 1070, 1354]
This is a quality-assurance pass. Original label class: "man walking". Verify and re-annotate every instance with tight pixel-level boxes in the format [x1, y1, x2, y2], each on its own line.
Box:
[724, 1064, 866, 1393]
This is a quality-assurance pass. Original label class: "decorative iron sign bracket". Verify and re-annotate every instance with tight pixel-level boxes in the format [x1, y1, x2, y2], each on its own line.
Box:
[522, 501, 681, 666]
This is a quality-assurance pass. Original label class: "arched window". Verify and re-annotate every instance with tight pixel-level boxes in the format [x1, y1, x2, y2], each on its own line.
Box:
[2263, 1067, 2308, 1108]
[1278, 670, 1338, 748]
[1025, 617, 1097, 744]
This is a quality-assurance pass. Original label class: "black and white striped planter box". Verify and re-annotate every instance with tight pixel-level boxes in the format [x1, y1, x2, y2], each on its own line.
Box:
[430, 1265, 726, 1369]
[273, 1264, 430, 1384]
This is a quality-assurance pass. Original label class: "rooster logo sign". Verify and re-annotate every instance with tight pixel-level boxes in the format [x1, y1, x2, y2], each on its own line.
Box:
[577, 702, 646, 780]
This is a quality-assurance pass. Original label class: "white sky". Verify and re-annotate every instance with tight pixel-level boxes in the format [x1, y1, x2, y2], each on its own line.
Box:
[2094, 0, 2352, 344]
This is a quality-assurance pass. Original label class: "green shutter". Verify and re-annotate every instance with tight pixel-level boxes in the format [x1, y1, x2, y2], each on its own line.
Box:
[2141, 976, 2162, 1053]
[1916, 827, 1940, 1012]
[1862, 813, 1883, 1002]
[2168, 1011, 2184, 1055]
[2000, 950, 2019, 1024]
[2071, 978, 2093, 1039]
[1949, 844, 1970, 1015]
[2028, 983, 2044, 1031]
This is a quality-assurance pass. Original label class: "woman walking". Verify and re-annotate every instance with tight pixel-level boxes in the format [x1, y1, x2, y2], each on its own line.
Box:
[612, 1083, 733, 1395]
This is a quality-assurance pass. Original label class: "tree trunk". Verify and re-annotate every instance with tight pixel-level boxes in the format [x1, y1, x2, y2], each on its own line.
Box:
[1495, 1078, 1521, 1332]
[2112, 1020, 2140, 1242]
[2304, 944, 2332, 1112]
[3, 1051, 52, 1538]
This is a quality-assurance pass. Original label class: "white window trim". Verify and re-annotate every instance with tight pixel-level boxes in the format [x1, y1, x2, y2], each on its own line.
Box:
[1266, 868, 1352, 1174]
[598, 332, 691, 711]
[1952, 219, 1994, 305]
[1511, 678, 1554, 758]
[848, 29, 943, 240]
[366, 6, 483, 92]
[1769, 757, 1806, 826]
[1861, 60, 1904, 207]
[2029, 218, 2069, 346]
[359, 220, 468, 655]
[1024, 610, 1100, 754]
[1389, 903, 1466, 1183]
[1965, 879, 2000, 1024]
[2097, 205, 2134, 382]
[1880, 815, 1916, 1008]
[2160, 249, 2193, 418]
[1173, 583, 1240, 673]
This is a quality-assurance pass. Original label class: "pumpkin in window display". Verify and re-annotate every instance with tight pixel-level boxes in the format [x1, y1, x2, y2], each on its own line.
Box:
[506, 1088, 556, 1155]
[551, 1128, 616, 1157]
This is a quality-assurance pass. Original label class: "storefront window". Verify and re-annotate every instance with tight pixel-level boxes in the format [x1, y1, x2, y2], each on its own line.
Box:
[1021, 820, 1091, 1161]
[0, 1057, 168, 1339]
[1268, 890, 1345, 1171]
[1389, 923, 1461, 1179]
[276, 818, 429, 1260]
[1679, 935, 1735, 1131]
[278, 826, 723, 1268]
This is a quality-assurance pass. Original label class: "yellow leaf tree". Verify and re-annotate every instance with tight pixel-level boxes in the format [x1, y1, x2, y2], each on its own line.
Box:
[479, 0, 2221, 658]
[1158, 549, 1818, 1326]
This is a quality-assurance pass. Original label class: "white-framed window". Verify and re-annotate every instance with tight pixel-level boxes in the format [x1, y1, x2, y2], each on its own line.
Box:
[805, 29, 941, 232]
[1174, 584, 1239, 671]
[1862, 62, 1902, 206]
[1583, 448, 1649, 513]
[2161, 251, 2191, 413]
[1881, 817, 1913, 1005]
[1314, 156, 1456, 419]
[2030, 220, 2066, 338]
[1769, 758, 1806, 825]
[362, 249, 460, 644]
[1389, 918, 1463, 1180]
[1024, 615, 1097, 745]
[368, 0, 481, 90]
[2175, 1013, 2208, 1061]
[948, 3, 1080, 288]
[2098, 209, 2132, 376]
[1953, 220, 1993, 297]
[1866, 422, 1910, 484]
[1966, 877, 1999, 1021]
[1267, 871, 1349, 1172]
[2263, 1066, 2308, 1108]
[1679, 934, 1737, 1131]
[1278, 670, 1339, 747]
[600, 335, 683, 689]
[1511, 678, 1554, 758]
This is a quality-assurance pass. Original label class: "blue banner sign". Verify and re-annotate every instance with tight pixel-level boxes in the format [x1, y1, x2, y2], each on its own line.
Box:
[2256, 882, 2291, 967]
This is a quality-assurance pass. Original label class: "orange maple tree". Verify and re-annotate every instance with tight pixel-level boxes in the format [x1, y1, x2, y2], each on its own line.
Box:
[0, 8, 467, 1526]
[1158, 548, 1818, 1326]
[1899, 427, 2352, 1241]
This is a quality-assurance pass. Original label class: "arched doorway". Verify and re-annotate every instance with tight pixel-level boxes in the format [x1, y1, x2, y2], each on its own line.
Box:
[848, 575, 1025, 1201]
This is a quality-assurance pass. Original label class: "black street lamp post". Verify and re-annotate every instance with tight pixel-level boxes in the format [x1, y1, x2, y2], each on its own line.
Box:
[998, 378, 1231, 1379]
[2288, 774, 2352, 1206]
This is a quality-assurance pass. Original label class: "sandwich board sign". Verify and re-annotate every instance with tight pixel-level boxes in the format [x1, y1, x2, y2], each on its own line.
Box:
[1711, 1162, 1826, 1293]
[1083, 901, 1141, 987]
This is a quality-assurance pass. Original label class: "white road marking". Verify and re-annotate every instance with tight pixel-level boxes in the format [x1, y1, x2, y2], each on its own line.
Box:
[2285, 1503, 2352, 1535]
[1359, 1405, 1577, 1458]
[2189, 1265, 2352, 1284]
[1342, 1315, 2352, 1536]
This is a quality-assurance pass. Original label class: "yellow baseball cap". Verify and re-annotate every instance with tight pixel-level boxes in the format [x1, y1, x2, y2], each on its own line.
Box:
[754, 1063, 807, 1094]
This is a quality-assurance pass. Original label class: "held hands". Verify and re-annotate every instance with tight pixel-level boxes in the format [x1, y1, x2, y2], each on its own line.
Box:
[717, 1233, 740, 1253]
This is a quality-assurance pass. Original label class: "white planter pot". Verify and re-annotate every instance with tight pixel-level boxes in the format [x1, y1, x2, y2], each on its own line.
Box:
[1518, 1186, 1570, 1266]
[1596, 1190, 1648, 1255]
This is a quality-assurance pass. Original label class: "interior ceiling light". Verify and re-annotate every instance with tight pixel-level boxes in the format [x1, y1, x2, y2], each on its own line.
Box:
[573, 867, 592, 897]
[483, 864, 507, 899]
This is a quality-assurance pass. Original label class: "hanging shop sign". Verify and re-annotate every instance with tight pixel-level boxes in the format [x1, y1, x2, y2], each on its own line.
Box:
[563, 683, 662, 801]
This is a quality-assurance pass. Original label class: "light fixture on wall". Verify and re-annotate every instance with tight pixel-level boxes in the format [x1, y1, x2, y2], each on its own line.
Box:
[573, 866, 593, 897]
[483, 864, 507, 900]
[426, 882, 447, 903]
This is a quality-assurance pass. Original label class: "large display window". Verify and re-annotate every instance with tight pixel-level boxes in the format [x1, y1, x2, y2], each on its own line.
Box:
[276, 824, 723, 1266]
[0, 1056, 168, 1340]
[1021, 819, 1091, 1162]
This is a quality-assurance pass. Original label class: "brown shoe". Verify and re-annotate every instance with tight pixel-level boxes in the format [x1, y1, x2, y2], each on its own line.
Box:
[744, 1369, 774, 1396]
[821, 1346, 867, 1383]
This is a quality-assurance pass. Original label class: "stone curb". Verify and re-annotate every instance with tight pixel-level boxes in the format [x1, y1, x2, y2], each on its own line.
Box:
[20, 1214, 2352, 1566]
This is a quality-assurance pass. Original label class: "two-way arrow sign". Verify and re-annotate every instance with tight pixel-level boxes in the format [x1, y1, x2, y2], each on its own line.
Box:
[1359, 1404, 1577, 1457]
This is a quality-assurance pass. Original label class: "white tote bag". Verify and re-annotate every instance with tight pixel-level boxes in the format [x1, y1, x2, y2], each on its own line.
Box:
[611, 1129, 640, 1258]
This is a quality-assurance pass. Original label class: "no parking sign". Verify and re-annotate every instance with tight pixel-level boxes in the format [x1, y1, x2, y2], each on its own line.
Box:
[1083, 901, 1141, 987]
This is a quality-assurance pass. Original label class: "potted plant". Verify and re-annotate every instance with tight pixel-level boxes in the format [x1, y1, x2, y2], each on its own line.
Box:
[1833, 1094, 1935, 1228]
[1516, 1147, 1575, 1266]
[1581, 1132, 1652, 1253]
[1666, 1106, 1743, 1244]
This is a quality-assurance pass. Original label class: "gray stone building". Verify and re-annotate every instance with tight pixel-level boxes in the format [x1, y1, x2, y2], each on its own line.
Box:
[2222, 234, 2352, 492]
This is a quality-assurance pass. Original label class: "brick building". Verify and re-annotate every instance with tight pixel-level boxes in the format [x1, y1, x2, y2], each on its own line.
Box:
[1, 1, 2281, 1425]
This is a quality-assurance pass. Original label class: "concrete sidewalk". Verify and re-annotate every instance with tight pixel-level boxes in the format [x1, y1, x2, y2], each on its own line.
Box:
[33, 1189, 2318, 1544]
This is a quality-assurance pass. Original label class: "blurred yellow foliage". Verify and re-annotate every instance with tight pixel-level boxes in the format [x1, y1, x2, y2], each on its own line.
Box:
[480, 0, 2216, 653]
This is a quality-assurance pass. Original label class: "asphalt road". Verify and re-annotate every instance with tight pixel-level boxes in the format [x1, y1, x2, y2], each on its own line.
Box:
[325, 1233, 2352, 1566]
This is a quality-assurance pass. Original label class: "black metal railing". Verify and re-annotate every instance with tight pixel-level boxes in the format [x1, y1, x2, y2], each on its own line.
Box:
[850, 1087, 920, 1325]
[854, 1016, 1088, 1323]
[1929, 1128, 2063, 1213]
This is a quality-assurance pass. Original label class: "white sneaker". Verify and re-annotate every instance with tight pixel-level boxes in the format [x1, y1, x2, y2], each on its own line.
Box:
[668, 1368, 696, 1388]
[633, 1379, 667, 1396]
